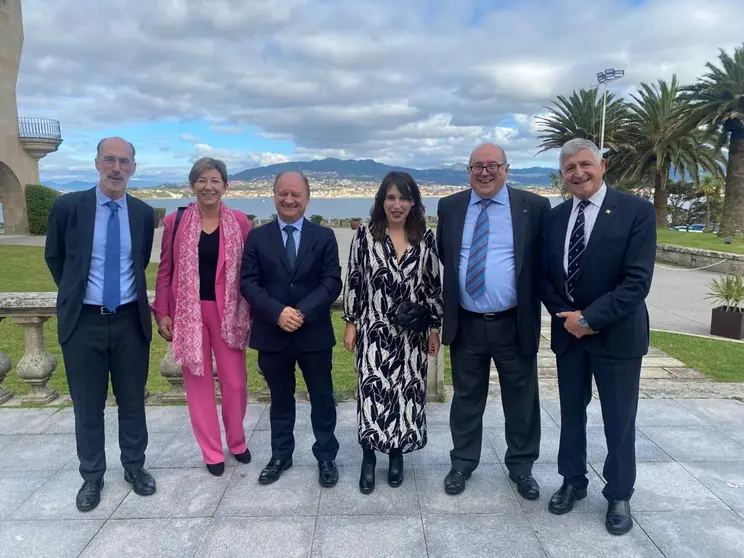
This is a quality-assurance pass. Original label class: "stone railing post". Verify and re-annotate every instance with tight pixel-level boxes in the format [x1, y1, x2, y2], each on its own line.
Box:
[0, 319, 13, 404]
[426, 349, 445, 402]
[13, 316, 58, 404]
[158, 345, 186, 403]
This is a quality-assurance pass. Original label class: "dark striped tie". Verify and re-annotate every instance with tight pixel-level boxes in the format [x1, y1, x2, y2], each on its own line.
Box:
[566, 200, 590, 298]
[465, 199, 493, 299]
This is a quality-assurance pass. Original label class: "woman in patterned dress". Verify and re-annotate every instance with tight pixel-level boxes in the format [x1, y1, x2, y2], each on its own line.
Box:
[343, 171, 443, 494]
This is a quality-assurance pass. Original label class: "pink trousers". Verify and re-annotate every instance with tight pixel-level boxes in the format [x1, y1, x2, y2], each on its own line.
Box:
[182, 301, 248, 464]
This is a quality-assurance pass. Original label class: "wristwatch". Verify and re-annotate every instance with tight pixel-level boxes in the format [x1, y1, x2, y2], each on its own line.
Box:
[578, 315, 590, 329]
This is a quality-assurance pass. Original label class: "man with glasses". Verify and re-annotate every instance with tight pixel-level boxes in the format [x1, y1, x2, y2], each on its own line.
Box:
[436, 143, 551, 498]
[45, 137, 156, 512]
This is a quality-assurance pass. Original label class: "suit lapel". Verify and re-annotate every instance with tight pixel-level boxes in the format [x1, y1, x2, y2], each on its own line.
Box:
[582, 187, 618, 265]
[554, 200, 573, 280]
[292, 218, 312, 276]
[79, 187, 97, 281]
[450, 190, 471, 269]
[126, 194, 142, 269]
[270, 219, 292, 274]
[507, 186, 528, 279]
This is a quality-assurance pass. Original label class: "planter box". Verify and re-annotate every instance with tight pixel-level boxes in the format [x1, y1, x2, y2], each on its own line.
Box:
[710, 306, 744, 340]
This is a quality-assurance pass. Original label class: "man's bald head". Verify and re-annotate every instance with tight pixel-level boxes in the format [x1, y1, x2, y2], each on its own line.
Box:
[469, 143, 507, 166]
[467, 143, 509, 198]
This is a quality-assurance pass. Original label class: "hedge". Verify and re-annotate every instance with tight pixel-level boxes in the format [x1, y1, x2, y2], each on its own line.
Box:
[25, 184, 60, 235]
[154, 207, 166, 228]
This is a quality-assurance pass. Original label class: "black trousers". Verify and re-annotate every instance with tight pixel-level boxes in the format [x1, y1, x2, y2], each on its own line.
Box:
[556, 346, 642, 501]
[61, 302, 150, 481]
[258, 346, 339, 462]
[449, 308, 540, 476]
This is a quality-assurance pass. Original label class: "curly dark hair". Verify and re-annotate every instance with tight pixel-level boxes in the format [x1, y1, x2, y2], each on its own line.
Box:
[368, 171, 426, 245]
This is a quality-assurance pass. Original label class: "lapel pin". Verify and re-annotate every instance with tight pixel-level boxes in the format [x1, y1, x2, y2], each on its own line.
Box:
[523, 208, 528, 213]
[605, 209, 612, 215]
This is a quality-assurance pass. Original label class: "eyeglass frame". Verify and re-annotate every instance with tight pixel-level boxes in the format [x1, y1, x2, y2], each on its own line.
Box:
[467, 162, 508, 174]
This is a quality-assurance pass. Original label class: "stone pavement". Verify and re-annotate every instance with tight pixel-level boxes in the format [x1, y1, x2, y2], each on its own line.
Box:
[0, 399, 743, 557]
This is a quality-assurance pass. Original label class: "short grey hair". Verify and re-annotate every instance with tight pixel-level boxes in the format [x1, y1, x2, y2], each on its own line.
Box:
[559, 138, 602, 169]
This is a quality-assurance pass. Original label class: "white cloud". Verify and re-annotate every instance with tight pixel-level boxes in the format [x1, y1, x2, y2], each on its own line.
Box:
[179, 133, 199, 142]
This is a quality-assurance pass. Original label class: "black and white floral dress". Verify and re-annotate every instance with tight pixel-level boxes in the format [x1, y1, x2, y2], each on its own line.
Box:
[343, 223, 443, 453]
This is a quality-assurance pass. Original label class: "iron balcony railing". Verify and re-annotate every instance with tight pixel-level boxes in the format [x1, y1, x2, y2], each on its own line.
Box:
[18, 117, 62, 141]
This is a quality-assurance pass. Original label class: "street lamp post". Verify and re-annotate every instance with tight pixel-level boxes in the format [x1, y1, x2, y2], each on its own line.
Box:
[596, 68, 625, 152]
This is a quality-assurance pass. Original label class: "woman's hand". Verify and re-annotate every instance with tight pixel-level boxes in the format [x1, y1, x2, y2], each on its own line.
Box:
[157, 316, 174, 342]
[428, 330, 440, 356]
[343, 323, 357, 352]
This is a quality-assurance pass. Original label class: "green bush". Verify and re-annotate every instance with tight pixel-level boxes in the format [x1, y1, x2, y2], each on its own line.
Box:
[310, 214, 325, 224]
[25, 184, 60, 235]
[154, 207, 166, 228]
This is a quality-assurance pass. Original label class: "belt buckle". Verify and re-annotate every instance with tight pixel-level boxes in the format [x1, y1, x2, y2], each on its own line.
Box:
[483, 312, 498, 321]
[100, 306, 116, 316]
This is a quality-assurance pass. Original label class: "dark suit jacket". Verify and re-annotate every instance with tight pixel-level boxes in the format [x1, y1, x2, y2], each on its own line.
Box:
[540, 186, 656, 358]
[44, 187, 155, 344]
[240, 218, 343, 352]
[436, 186, 551, 356]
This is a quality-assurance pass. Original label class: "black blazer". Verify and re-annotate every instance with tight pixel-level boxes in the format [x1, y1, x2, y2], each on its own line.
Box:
[540, 186, 657, 358]
[436, 186, 551, 356]
[240, 218, 343, 352]
[44, 187, 155, 344]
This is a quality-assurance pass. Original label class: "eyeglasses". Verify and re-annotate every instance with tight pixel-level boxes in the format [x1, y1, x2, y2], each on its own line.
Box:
[99, 156, 133, 167]
[468, 163, 506, 174]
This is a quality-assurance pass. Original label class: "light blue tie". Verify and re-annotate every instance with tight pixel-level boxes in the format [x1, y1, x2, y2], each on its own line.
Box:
[465, 199, 493, 299]
[102, 201, 121, 312]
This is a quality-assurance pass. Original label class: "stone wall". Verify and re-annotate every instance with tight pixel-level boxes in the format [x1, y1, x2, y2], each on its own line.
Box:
[656, 244, 744, 275]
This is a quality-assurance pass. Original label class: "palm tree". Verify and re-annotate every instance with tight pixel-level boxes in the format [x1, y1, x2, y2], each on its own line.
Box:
[699, 174, 725, 229]
[683, 44, 744, 237]
[535, 88, 630, 154]
[611, 75, 725, 227]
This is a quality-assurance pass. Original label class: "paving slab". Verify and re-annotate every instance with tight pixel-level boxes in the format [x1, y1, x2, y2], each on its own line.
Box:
[0, 470, 56, 519]
[640, 425, 744, 462]
[676, 398, 744, 425]
[195, 516, 316, 558]
[0, 519, 104, 558]
[312, 515, 428, 558]
[679, 461, 744, 510]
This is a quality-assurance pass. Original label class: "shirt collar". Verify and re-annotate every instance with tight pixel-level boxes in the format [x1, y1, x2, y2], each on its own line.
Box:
[469, 184, 509, 207]
[277, 216, 304, 232]
[95, 186, 126, 209]
[572, 182, 606, 211]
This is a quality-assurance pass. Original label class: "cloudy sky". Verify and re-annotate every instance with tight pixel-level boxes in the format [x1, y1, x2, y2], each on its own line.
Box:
[13, 0, 742, 185]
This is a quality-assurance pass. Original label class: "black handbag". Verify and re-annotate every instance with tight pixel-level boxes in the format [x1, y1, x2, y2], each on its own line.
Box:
[392, 301, 430, 333]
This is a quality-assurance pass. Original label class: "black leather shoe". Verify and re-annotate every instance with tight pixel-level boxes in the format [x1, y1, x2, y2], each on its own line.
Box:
[606, 500, 633, 535]
[388, 452, 404, 488]
[76, 478, 103, 512]
[124, 468, 156, 496]
[359, 462, 375, 494]
[509, 473, 540, 500]
[548, 483, 587, 515]
[233, 449, 252, 464]
[318, 460, 339, 487]
[207, 462, 225, 476]
[258, 458, 293, 485]
[444, 469, 471, 495]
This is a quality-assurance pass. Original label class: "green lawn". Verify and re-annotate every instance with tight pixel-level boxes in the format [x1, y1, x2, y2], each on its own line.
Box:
[657, 229, 744, 254]
[650, 331, 744, 382]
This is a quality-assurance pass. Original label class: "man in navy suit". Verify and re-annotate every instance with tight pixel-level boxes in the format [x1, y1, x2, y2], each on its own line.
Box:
[240, 171, 342, 487]
[45, 137, 156, 512]
[540, 138, 656, 535]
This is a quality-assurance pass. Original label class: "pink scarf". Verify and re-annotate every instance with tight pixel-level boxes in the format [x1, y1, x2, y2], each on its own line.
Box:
[171, 202, 251, 375]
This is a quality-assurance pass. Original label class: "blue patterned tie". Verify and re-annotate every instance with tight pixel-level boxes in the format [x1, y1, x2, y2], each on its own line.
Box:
[284, 225, 297, 269]
[102, 201, 121, 312]
[566, 200, 590, 298]
[465, 199, 493, 298]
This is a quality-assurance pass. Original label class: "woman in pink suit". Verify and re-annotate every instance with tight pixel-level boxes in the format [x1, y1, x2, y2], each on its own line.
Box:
[153, 157, 252, 476]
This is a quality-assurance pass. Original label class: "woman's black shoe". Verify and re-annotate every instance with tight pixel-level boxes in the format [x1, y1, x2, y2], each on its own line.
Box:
[388, 449, 404, 487]
[359, 449, 376, 494]
[206, 462, 225, 476]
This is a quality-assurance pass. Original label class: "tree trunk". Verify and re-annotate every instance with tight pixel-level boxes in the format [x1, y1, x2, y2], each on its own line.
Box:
[653, 172, 668, 228]
[720, 129, 744, 238]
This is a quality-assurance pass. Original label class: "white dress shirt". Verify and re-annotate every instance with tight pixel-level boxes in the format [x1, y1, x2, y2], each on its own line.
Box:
[563, 183, 607, 275]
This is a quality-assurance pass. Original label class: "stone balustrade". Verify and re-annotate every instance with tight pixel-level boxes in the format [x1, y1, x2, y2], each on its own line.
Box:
[0, 292, 445, 405]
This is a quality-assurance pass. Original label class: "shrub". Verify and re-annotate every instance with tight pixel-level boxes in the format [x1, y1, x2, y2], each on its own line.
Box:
[310, 214, 325, 224]
[25, 184, 60, 235]
[153, 207, 166, 228]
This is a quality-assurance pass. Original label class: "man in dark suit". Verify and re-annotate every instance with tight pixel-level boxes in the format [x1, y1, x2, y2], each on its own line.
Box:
[240, 171, 343, 487]
[437, 143, 550, 499]
[540, 138, 656, 535]
[44, 137, 156, 512]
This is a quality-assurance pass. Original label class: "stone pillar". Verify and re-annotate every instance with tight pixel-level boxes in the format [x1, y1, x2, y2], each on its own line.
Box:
[426, 349, 445, 402]
[158, 345, 186, 403]
[12, 316, 57, 404]
[0, 318, 12, 404]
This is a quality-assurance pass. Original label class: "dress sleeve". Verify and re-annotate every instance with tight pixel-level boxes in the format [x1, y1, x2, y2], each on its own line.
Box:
[421, 229, 443, 329]
[342, 224, 366, 324]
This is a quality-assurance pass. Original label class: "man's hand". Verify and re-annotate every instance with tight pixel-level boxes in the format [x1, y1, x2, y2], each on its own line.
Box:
[277, 307, 304, 332]
[343, 323, 357, 352]
[556, 311, 595, 339]
[428, 331, 441, 356]
[157, 316, 174, 342]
